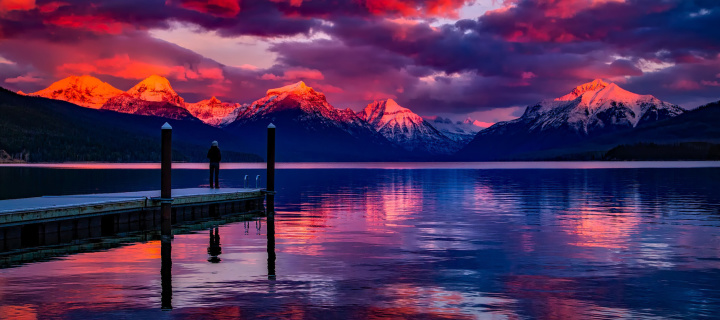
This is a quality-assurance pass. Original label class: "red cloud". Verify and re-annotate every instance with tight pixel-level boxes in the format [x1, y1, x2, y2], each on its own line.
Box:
[364, 0, 468, 18]
[531, 0, 627, 19]
[45, 15, 125, 34]
[57, 54, 225, 82]
[0, 0, 35, 13]
[167, 0, 241, 17]
[38, 1, 67, 13]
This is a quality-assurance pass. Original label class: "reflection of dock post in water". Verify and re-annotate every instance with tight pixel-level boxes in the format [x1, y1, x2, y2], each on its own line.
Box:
[208, 227, 221, 263]
[267, 123, 276, 279]
[161, 238, 172, 310]
[267, 214, 276, 280]
[160, 122, 173, 310]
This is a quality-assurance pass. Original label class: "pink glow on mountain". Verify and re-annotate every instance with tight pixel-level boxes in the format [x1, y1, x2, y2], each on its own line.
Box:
[265, 81, 319, 97]
[185, 96, 240, 126]
[556, 79, 609, 101]
[127, 75, 185, 106]
[359, 99, 425, 130]
[29, 75, 123, 109]
[238, 81, 358, 123]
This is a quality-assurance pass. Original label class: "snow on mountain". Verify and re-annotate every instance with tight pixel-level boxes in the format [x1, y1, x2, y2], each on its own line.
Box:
[29, 75, 123, 109]
[235, 81, 364, 126]
[126, 75, 185, 106]
[459, 79, 686, 160]
[185, 96, 241, 127]
[521, 79, 685, 134]
[359, 99, 457, 154]
[98, 75, 198, 120]
[101, 93, 198, 121]
[425, 116, 485, 144]
[227, 81, 399, 161]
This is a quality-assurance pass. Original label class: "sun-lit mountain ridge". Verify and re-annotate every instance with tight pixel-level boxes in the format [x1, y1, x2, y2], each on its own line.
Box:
[29, 75, 123, 109]
[359, 99, 458, 154]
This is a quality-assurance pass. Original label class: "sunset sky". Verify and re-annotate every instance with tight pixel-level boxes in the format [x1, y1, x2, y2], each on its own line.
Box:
[1, 0, 719, 122]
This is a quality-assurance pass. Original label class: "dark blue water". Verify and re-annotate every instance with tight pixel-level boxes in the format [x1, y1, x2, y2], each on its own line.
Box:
[1, 165, 719, 319]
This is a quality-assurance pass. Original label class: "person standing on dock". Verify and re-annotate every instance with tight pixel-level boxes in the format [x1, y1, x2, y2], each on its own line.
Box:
[207, 141, 221, 188]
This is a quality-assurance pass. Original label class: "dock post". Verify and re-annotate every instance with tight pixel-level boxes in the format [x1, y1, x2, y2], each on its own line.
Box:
[267, 123, 276, 215]
[161, 122, 173, 240]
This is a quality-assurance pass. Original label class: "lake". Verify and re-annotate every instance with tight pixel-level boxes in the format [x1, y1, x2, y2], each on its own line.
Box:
[1, 162, 719, 319]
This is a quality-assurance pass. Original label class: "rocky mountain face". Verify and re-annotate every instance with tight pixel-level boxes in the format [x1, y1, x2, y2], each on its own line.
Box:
[359, 99, 458, 154]
[185, 97, 241, 127]
[226, 81, 400, 161]
[126, 74, 185, 106]
[101, 93, 198, 121]
[425, 116, 485, 145]
[28, 75, 123, 109]
[458, 79, 686, 160]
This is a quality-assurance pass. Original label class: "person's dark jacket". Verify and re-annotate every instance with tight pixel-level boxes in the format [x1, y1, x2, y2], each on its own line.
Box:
[207, 146, 221, 163]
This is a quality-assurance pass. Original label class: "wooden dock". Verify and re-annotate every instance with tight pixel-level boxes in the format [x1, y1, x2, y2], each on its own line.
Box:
[0, 122, 278, 256]
[0, 188, 267, 251]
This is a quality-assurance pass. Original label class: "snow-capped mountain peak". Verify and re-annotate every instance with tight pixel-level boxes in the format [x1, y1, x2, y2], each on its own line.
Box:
[266, 81, 316, 97]
[360, 99, 459, 154]
[185, 96, 241, 127]
[127, 75, 184, 106]
[558, 78, 609, 101]
[238, 81, 335, 119]
[29, 75, 123, 109]
[424, 116, 484, 144]
[359, 99, 424, 129]
[502, 80, 685, 136]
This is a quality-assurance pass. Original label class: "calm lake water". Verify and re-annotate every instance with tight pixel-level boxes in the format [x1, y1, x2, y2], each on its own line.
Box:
[1, 163, 720, 319]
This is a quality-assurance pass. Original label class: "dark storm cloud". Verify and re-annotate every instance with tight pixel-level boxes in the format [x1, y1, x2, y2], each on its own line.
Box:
[1, 0, 719, 116]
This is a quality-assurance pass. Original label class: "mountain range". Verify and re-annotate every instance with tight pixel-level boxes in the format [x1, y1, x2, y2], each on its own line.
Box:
[458, 79, 689, 160]
[4, 75, 717, 162]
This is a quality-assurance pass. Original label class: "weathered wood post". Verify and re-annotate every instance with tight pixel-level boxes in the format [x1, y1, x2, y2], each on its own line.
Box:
[267, 123, 276, 215]
[266, 123, 276, 279]
[160, 122, 173, 310]
[161, 122, 173, 240]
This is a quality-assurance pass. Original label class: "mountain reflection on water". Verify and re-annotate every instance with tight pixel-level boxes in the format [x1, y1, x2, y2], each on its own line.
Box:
[0, 166, 719, 319]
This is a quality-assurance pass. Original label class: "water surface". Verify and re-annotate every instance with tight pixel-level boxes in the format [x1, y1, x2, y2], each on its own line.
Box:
[0, 164, 719, 319]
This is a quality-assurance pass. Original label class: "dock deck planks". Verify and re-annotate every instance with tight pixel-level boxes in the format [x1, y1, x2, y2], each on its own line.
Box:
[0, 188, 265, 225]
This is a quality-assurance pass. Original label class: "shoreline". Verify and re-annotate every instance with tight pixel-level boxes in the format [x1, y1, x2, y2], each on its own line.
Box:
[1, 161, 720, 170]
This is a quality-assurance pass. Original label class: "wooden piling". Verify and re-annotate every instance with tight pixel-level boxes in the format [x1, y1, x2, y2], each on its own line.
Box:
[267, 123, 276, 214]
[161, 123, 173, 239]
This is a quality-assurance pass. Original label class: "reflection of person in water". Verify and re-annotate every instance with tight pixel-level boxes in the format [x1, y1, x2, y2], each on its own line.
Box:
[208, 227, 222, 263]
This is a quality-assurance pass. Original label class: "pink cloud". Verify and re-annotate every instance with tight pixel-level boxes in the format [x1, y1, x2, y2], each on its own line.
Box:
[667, 79, 701, 91]
[701, 80, 720, 87]
[261, 67, 324, 81]
[56, 54, 224, 83]
[542, 0, 626, 19]
[4, 73, 42, 83]
[313, 83, 344, 93]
